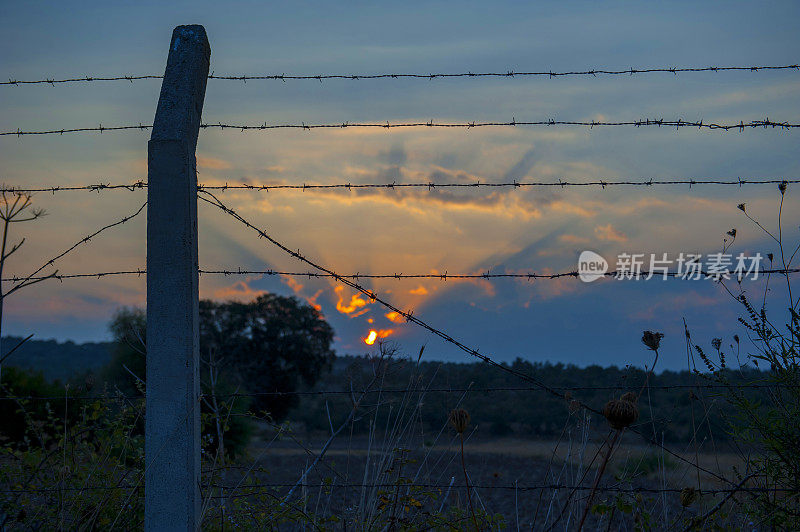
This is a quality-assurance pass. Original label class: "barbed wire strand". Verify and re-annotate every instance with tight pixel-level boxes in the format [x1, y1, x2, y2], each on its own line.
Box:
[2, 178, 799, 195]
[3, 63, 799, 86]
[3, 202, 147, 297]
[197, 178, 799, 191]
[0, 182, 147, 194]
[3, 118, 799, 137]
[196, 189, 741, 488]
[3, 266, 798, 284]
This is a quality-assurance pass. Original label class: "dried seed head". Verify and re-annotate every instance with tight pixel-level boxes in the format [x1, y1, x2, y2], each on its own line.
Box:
[680, 487, 698, 507]
[737, 203, 746, 212]
[779, 181, 787, 195]
[641, 330, 664, 351]
[603, 396, 639, 430]
[448, 408, 470, 434]
[712, 338, 722, 351]
[620, 391, 638, 404]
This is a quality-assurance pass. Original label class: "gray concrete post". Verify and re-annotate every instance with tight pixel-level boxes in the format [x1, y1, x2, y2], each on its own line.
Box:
[146, 25, 210, 531]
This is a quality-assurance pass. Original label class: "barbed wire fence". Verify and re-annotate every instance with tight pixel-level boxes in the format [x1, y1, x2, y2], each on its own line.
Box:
[1, 35, 799, 530]
[3, 117, 800, 136]
[3, 62, 798, 86]
[1, 177, 799, 195]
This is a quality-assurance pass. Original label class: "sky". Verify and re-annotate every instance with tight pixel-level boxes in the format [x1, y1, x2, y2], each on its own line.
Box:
[0, 1, 798, 371]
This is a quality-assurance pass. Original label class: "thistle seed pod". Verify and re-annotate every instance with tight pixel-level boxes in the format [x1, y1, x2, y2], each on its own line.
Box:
[642, 330, 664, 351]
[680, 487, 698, 507]
[603, 396, 639, 430]
[620, 391, 638, 404]
[448, 408, 470, 434]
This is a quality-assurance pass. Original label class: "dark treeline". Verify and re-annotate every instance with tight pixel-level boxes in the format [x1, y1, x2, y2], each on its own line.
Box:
[1, 336, 113, 381]
[1, 335, 767, 445]
[290, 352, 767, 445]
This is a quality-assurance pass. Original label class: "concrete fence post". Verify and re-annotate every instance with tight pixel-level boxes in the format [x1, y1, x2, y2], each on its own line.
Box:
[146, 25, 210, 530]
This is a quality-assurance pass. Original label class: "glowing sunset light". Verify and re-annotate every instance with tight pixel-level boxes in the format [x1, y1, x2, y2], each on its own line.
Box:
[335, 286, 369, 315]
[363, 328, 394, 345]
[385, 311, 404, 324]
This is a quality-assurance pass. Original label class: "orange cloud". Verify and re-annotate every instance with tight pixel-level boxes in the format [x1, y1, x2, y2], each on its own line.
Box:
[280, 275, 324, 312]
[385, 311, 405, 324]
[213, 280, 267, 301]
[271, 183, 544, 220]
[409, 285, 428, 295]
[350, 307, 371, 318]
[307, 289, 323, 312]
[594, 224, 628, 242]
[335, 285, 370, 314]
[282, 276, 304, 294]
[363, 328, 394, 345]
[549, 200, 596, 218]
[197, 155, 232, 170]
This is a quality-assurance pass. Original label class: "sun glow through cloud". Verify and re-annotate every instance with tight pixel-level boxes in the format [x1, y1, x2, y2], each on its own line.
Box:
[364, 330, 378, 345]
[363, 328, 394, 345]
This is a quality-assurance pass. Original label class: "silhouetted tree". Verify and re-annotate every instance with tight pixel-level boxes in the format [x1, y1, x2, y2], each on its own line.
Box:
[200, 294, 335, 420]
[104, 294, 335, 421]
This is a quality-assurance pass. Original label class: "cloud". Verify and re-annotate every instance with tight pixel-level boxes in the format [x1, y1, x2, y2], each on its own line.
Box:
[334, 285, 370, 315]
[213, 280, 267, 301]
[280, 275, 324, 311]
[307, 289, 324, 312]
[502, 146, 537, 180]
[629, 290, 725, 321]
[364, 328, 395, 345]
[282, 275, 304, 294]
[559, 234, 591, 244]
[409, 285, 428, 295]
[385, 311, 405, 323]
[594, 224, 628, 242]
[197, 155, 232, 170]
